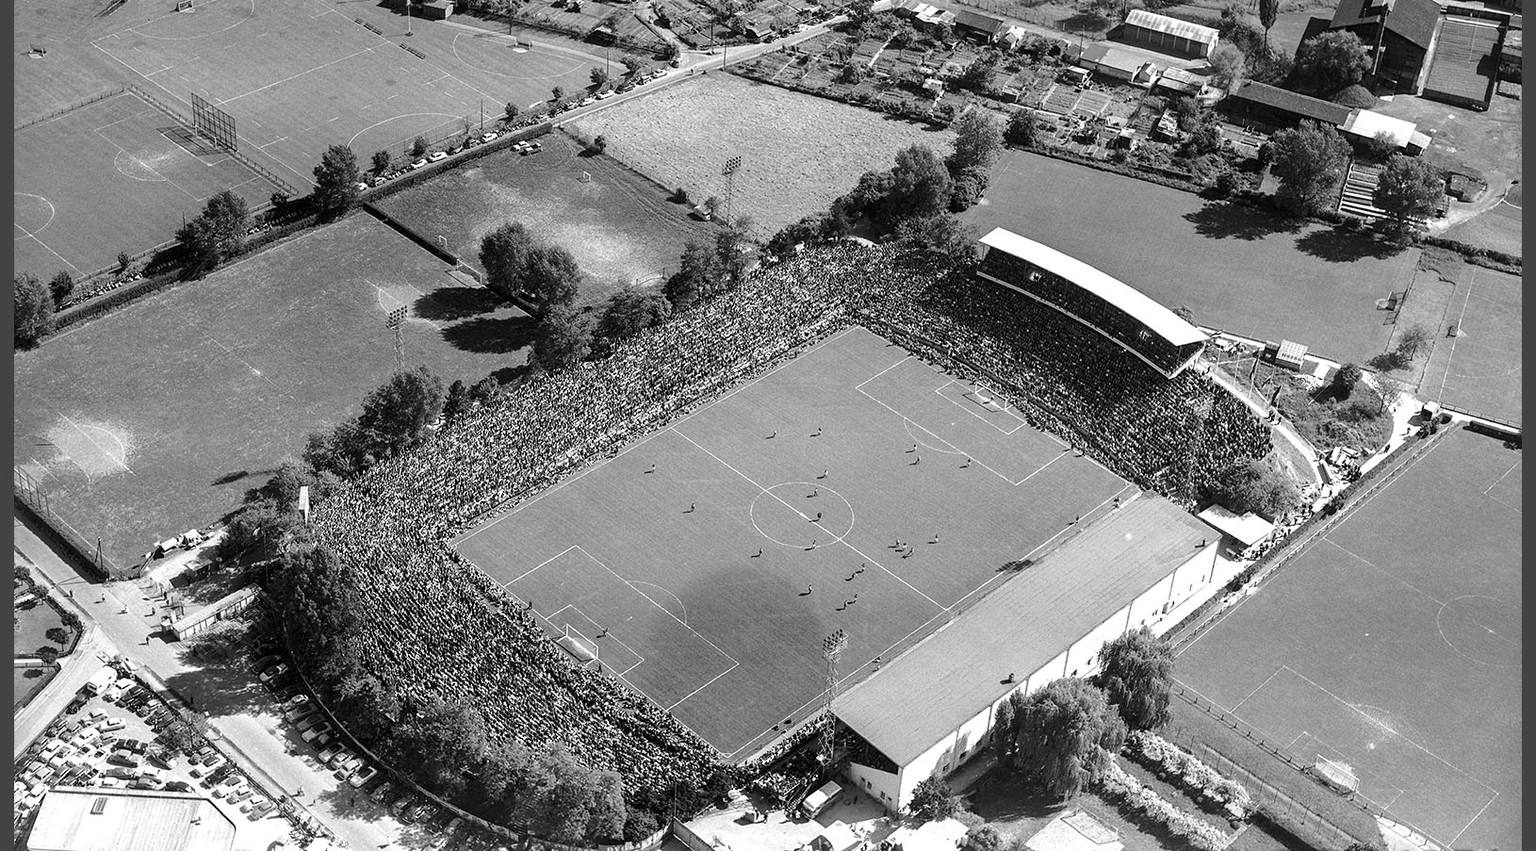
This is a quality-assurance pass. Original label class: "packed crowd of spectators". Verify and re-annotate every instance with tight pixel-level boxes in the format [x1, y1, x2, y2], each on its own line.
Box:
[306, 240, 1278, 816]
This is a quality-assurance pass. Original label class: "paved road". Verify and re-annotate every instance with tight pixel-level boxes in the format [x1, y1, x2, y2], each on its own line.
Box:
[13, 512, 418, 850]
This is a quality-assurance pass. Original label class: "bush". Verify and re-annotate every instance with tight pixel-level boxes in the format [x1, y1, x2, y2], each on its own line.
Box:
[965, 824, 1003, 851]
[45, 626, 69, 645]
[37, 646, 59, 664]
[909, 777, 960, 821]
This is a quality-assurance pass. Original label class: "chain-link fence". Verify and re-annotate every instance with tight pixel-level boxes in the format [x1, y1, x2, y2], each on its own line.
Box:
[14, 467, 128, 580]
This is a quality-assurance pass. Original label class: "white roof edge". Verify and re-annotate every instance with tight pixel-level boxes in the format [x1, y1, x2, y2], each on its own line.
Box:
[978, 228, 1209, 347]
[1125, 9, 1220, 43]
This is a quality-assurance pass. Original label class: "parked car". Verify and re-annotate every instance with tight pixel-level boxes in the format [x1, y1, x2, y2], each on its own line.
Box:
[390, 794, 417, 819]
[428, 151, 448, 162]
[294, 713, 326, 733]
[579, 96, 596, 107]
[98, 777, 129, 789]
[409, 158, 428, 170]
[348, 765, 379, 788]
[164, 780, 195, 793]
[252, 654, 281, 673]
[258, 664, 288, 685]
[65, 695, 88, 714]
[369, 780, 395, 803]
[316, 742, 346, 764]
[105, 766, 139, 780]
[334, 753, 365, 777]
[106, 750, 140, 768]
[248, 798, 277, 818]
[480, 132, 496, 142]
[300, 722, 333, 743]
[284, 704, 319, 724]
[131, 776, 167, 791]
[190, 753, 225, 776]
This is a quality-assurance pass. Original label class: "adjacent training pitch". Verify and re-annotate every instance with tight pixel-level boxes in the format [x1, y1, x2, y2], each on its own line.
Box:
[376, 132, 715, 306]
[13, 215, 530, 568]
[454, 326, 1132, 760]
[1176, 426, 1520, 850]
[91, 0, 601, 188]
[13, 89, 282, 277]
[1416, 266, 1522, 427]
[569, 74, 957, 237]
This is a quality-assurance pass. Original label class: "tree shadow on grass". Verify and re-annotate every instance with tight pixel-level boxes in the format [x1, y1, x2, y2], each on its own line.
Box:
[413, 286, 506, 322]
[441, 314, 537, 354]
[1058, 9, 1111, 33]
[1293, 227, 1409, 262]
[1183, 201, 1306, 240]
[211, 470, 249, 486]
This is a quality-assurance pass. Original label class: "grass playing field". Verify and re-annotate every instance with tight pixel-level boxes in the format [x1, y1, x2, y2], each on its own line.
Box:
[453, 326, 1132, 760]
[967, 151, 1425, 368]
[90, 0, 605, 189]
[1415, 267, 1522, 427]
[568, 74, 958, 237]
[13, 213, 530, 569]
[1175, 426, 1521, 850]
[375, 131, 716, 306]
[13, 89, 282, 278]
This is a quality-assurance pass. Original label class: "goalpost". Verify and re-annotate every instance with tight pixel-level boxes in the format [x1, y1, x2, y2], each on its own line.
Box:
[971, 380, 1008, 412]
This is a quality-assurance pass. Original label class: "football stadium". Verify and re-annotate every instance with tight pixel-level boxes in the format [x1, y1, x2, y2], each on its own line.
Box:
[309, 228, 1285, 823]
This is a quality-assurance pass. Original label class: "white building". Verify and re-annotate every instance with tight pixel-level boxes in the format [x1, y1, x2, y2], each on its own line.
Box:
[833, 495, 1219, 813]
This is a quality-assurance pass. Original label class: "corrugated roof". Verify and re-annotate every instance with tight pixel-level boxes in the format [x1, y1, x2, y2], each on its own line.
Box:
[28, 787, 235, 851]
[1341, 108, 1418, 145]
[1226, 81, 1353, 126]
[1330, 0, 1440, 49]
[952, 8, 1006, 33]
[1124, 9, 1220, 47]
[834, 496, 1215, 766]
[977, 228, 1208, 347]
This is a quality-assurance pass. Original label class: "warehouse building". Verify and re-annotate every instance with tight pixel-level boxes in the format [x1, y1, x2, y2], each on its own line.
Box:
[1116, 9, 1220, 58]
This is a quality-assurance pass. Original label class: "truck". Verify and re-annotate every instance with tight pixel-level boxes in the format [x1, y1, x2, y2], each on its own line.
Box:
[798, 780, 842, 820]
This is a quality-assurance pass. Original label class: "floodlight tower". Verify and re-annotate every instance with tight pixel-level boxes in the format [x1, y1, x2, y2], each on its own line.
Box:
[819, 629, 848, 768]
[722, 155, 742, 225]
[386, 306, 407, 370]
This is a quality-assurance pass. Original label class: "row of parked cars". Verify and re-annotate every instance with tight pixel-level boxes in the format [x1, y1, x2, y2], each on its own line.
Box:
[251, 649, 466, 842]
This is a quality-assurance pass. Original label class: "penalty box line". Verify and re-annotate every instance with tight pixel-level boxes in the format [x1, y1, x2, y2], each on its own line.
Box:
[549, 603, 646, 677]
[854, 359, 1054, 488]
[933, 378, 1031, 437]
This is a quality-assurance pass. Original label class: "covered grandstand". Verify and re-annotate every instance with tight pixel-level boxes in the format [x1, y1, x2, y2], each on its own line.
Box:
[1424, 17, 1504, 109]
[975, 228, 1208, 378]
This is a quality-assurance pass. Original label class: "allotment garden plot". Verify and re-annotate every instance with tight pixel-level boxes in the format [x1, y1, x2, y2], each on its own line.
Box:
[453, 326, 1130, 760]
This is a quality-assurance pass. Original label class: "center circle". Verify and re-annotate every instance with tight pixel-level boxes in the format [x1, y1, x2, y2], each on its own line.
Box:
[1436, 595, 1520, 668]
[750, 482, 854, 549]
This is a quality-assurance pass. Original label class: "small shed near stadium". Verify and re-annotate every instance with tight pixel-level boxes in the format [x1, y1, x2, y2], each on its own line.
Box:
[1198, 503, 1278, 546]
[1116, 9, 1220, 58]
[836, 495, 1221, 814]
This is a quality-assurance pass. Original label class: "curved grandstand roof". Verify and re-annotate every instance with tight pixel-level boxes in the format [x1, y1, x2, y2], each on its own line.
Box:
[977, 228, 1208, 348]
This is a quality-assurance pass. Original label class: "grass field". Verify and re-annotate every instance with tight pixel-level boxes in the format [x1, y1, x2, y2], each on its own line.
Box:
[13, 213, 530, 569]
[453, 326, 1131, 759]
[1175, 426, 1521, 850]
[90, 0, 604, 188]
[13, 89, 282, 277]
[967, 150, 1424, 367]
[14, 599, 74, 657]
[375, 131, 716, 306]
[568, 74, 958, 237]
[1443, 194, 1523, 258]
[1414, 266, 1522, 426]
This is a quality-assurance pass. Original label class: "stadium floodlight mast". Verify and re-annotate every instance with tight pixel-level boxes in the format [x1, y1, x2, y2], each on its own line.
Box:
[722, 156, 742, 225]
[819, 628, 848, 768]
[386, 306, 408, 370]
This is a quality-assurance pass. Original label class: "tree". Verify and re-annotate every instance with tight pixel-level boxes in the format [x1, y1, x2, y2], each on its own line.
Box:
[1294, 31, 1370, 94]
[522, 244, 582, 314]
[663, 241, 724, 310]
[312, 144, 361, 216]
[1093, 627, 1175, 731]
[991, 694, 1017, 765]
[45, 626, 69, 644]
[213, 499, 288, 563]
[949, 168, 986, 211]
[596, 284, 671, 342]
[890, 21, 917, 48]
[1005, 109, 1039, 149]
[1258, 0, 1278, 51]
[1206, 457, 1299, 519]
[1268, 120, 1353, 215]
[591, 134, 608, 154]
[1209, 43, 1246, 90]
[518, 744, 627, 843]
[908, 777, 960, 821]
[965, 826, 1004, 851]
[883, 144, 953, 224]
[1373, 154, 1444, 233]
[948, 108, 1004, 176]
[354, 365, 446, 460]
[372, 150, 393, 173]
[176, 190, 249, 276]
[1183, 122, 1224, 157]
[38, 646, 59, 664]
[551, 85, 565, 102]
[892, 214, 977, 263]
[531, 308, 593, 372]
[48, 270, 74, 307]
[1005, 678, 1126, 801]
[714, 217, 755, 288]
[591, 67, 610, 89]
[15, 272, 55, 348]
[392, 703, 488, 798]
[621, 53, 647, 75]
[1330, 362, 1363, 398]
[957, 51, 1000, 92]
[480, 222, 536, 301]
[1395, 323, 1432, 360]
[412, 136, 429, 158]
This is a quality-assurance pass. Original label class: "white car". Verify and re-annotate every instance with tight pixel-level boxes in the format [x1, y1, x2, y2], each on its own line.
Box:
[354, 181, 369, 192]
[409, 158, 427, 170]
[428, 151, 448, 162]
[649, 68, 666, 79]
[348, 765, 379, 788]
[480, 132, 496, 142]
[596, 90, 614, 100]
[579, 96, 596, 106]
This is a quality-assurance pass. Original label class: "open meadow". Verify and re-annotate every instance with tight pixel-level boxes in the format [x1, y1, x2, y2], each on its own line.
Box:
[14, 214, 529, 569]
[568, 73, 957, 237]
[454, 326, 1130, 759]
[376, 131, 716, 306]
[1176, 426, 1521, 851]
